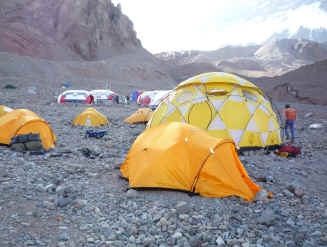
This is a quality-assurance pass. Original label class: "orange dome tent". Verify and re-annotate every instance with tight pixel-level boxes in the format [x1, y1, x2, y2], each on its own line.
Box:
[0, 109, 56, 150]
[124, 108, 153, 124]
[121, 122, 262, 201]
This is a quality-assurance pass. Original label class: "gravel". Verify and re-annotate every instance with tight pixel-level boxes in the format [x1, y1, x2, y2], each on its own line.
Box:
[0, 88, 327, 246]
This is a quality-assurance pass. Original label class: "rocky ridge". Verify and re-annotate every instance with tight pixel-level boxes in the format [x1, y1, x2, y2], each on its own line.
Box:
[0, 0, 141, 61]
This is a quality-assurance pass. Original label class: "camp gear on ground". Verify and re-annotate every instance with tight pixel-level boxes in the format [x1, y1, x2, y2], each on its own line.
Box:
[147, 72, 281, 150]
[0, 105, 13, 117]
[79, 147, 100, 159]
[277, 145, 301, 157]
[85, 130, 107, 138]
[10, 133, 43, 152]
[124, 108, 153, 124]
[121, 122, 262, 201]
[73, 108, 109, 127]
[0, 109, 56, 150]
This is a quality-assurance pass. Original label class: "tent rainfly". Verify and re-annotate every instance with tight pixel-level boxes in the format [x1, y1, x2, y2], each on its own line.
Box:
[0, 109, 56, 150]
[121, 122, 263, 201]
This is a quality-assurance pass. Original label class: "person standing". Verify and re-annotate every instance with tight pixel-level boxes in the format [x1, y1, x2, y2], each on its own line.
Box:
[284, 104, 296, 143]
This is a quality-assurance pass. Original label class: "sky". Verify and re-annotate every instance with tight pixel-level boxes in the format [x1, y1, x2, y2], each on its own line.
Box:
[112, 0, 327, 53]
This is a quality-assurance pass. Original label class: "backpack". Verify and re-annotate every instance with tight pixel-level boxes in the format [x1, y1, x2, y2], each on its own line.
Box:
[278, 145, 301, 157]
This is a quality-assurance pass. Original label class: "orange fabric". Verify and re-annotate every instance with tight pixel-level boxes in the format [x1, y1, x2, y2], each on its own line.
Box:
[284, 108, 296, 120]
[124, 108, 153, 124]
[0, 109, 56, 150]
[121, 122, 262, 201]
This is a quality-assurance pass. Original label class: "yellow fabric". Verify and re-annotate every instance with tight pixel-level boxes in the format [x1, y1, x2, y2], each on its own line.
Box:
[121, 122, 261, 201]
[124, 108, 153, 124]
[0, 105, 13, 118]
[148, 72, 281, 149]
[72, 107, 109, 127]
[0, 109, 56, 150]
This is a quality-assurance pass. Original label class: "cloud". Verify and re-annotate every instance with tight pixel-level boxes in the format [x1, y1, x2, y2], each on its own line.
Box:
[113, 1, 327, 53]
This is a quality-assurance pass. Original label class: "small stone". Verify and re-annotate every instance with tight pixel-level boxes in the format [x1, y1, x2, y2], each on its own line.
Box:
[294, 189, 304, 198]
[256, 209, 276, 226]
[172, 232, 182, 239]
[216, 236, 225, 246]
[304, 112, 313, 118]
[59, 232, 69, 241]
[254, 190, 269, 201]
[56, 198, 73, 208]
[126, 189, 139, 198]
[73, 199, 87, 209]
[87, 237, 95, 243]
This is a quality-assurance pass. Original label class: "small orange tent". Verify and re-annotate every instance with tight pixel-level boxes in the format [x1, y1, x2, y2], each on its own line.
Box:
[72, 107, 109, 127]
[121, 122, 262, 201]
[124, 108, 153, 124]
[0, 109, 56, 150]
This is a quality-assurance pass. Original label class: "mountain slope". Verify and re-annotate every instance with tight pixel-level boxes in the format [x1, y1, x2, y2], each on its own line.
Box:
[0, 0, 176, 91]
[250, 59, 327, 105]
[156, 39, 327, 79]
[0, 0, 141, 61]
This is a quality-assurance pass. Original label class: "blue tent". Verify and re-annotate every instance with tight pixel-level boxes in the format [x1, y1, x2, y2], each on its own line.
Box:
[131, 91, 141, 102]
[61, 83, 71, 88]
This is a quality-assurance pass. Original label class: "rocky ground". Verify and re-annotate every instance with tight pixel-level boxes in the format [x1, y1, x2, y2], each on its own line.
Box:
[1, 87, 327, 247]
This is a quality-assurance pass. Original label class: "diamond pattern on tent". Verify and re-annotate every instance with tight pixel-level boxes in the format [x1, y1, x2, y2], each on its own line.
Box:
[246, 103, 257, 115]
[174, 90, 195, 105]
[192, 95, 208, 104]
[178, 104, 190, 117]
[219, 101, 251, 130]
[228, 89, 243, 102]
[209, 99, 225, 112]
[149, 102, 168, 127]
[252, 108, 270, 132]
[163, 108, 184, 124]
[166, 104, 177, 116]
[208, 115, 226, 130]
[260, 132, 268, 145]
[229, 130, 244, 146]
[259, 105, 270, 116]
[246, 117, 258, 132]
[268, 119, 275, 131]
[147, 72, 281, 149]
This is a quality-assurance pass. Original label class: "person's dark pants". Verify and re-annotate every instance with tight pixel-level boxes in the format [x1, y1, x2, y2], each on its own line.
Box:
[285, 119, 295, 142]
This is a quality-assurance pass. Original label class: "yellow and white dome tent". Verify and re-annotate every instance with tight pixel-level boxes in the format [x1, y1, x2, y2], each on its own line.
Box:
[73, 107, 109, 127]
[147, 72, 281, 150]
